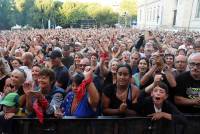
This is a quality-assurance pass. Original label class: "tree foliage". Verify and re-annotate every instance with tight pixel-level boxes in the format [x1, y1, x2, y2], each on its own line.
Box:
[0, 0, 137, 29]
[120, 0, 137, 17]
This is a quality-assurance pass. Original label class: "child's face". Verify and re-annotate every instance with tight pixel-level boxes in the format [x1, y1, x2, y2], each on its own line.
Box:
[72, 82, 78, 93]
[151, 86, 168, 106]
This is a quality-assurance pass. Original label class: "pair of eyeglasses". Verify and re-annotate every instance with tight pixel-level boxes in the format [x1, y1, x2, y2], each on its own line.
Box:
[189, 62, 200, 68]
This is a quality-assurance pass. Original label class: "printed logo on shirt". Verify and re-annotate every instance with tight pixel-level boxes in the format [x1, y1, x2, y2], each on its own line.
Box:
[186, 87, 200, 99]
[186, 87, 200, 108]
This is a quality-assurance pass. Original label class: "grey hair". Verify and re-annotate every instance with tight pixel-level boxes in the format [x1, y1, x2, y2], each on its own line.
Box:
[12, 68, 27, 83]
[109, 58, 119, 70]
[0, 58, 10, 75]
[22, 52, 34, 61]
[188, 52, 200, 63]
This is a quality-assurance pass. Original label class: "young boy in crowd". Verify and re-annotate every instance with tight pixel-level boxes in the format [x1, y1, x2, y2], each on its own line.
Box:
[136, 82, 186, 124]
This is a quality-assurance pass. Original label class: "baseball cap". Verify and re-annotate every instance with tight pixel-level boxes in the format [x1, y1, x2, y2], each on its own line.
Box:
[0, 92, 19, 107]
[50, 50, 62, 59]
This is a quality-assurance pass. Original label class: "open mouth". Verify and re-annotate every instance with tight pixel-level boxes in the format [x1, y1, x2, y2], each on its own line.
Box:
[155, 97, 161, 101]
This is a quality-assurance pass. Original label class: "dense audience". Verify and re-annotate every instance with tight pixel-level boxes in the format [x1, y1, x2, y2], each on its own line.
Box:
[0, 28, 200, 133]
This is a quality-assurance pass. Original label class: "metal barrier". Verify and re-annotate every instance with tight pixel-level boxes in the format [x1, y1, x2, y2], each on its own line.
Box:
[11, 115, 200, 134]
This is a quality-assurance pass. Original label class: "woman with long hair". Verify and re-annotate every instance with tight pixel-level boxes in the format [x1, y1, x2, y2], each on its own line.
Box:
[102, 64, 139, 116]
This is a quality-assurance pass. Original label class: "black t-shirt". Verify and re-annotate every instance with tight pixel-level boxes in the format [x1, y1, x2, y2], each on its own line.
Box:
[53, 66, 69, 89]
[103, 71, 113, 88]
[175, 71, 200, 113]
[103, 84, 133, 110]
[61, 56, 74, 69]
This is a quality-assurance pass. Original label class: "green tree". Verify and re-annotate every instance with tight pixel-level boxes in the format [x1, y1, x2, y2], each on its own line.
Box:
[0, 0, 16, 29]
[86, 4, 118, 27]
[120, 0, 137, 17]
[0, 0, 121, 29]
[14, 0, 25, 12]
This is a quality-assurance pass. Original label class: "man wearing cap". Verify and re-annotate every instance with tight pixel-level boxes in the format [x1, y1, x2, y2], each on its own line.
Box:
[50, 50, 69, 90]
[0, 92, 19, 134]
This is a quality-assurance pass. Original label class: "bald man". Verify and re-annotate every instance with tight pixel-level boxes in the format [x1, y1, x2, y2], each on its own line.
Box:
[173, 55, 187, 77]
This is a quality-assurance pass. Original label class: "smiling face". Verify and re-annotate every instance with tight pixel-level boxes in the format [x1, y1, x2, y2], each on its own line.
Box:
[11, 69, 25, 88]
[11, 60, 21, 69]
[151, 86, 168, 107]
[32, 66, 41, 81]
[165, 55, 174, 67]
[110, 61, 119, 73]
[138, 59, 148, 74]
[74, 54, 82, 65]
[117, 66, 131, 86]
[38, 75, 51, 91]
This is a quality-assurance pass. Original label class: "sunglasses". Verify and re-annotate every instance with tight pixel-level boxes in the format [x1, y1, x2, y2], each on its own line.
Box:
[16, 68, 27, 78]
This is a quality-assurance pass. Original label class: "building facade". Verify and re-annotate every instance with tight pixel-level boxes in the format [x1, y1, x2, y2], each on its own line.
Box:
[137, 0, 200, 31]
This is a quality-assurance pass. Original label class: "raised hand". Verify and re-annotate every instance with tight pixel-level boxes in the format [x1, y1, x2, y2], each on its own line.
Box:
[23, 81, 33, 95]
[154, 74, 163, 85]
[83, 67, 93, 80]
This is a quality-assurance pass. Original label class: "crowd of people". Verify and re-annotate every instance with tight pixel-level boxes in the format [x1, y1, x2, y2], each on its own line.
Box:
[0, 28, 200, 133]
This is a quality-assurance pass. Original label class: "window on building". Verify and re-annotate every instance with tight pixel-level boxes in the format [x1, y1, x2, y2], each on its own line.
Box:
[196, 0, 200, 18]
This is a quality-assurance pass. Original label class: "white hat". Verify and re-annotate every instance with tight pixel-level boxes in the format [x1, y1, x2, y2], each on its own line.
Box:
[53, 47, 62, 52]
[178, 45, 187, 51]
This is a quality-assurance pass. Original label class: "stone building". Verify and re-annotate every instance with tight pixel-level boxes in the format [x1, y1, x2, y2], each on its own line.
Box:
[137, 0, 200, 31]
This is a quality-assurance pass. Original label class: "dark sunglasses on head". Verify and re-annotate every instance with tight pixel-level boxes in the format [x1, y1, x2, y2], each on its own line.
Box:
[16, 68, 27, 78]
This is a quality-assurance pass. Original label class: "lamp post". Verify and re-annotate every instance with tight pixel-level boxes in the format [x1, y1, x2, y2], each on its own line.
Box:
[157, 15, 160, 24]
[41, 5, 44, 29]
[156, 15, 160, 30]
[123, 12, 127, 28]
